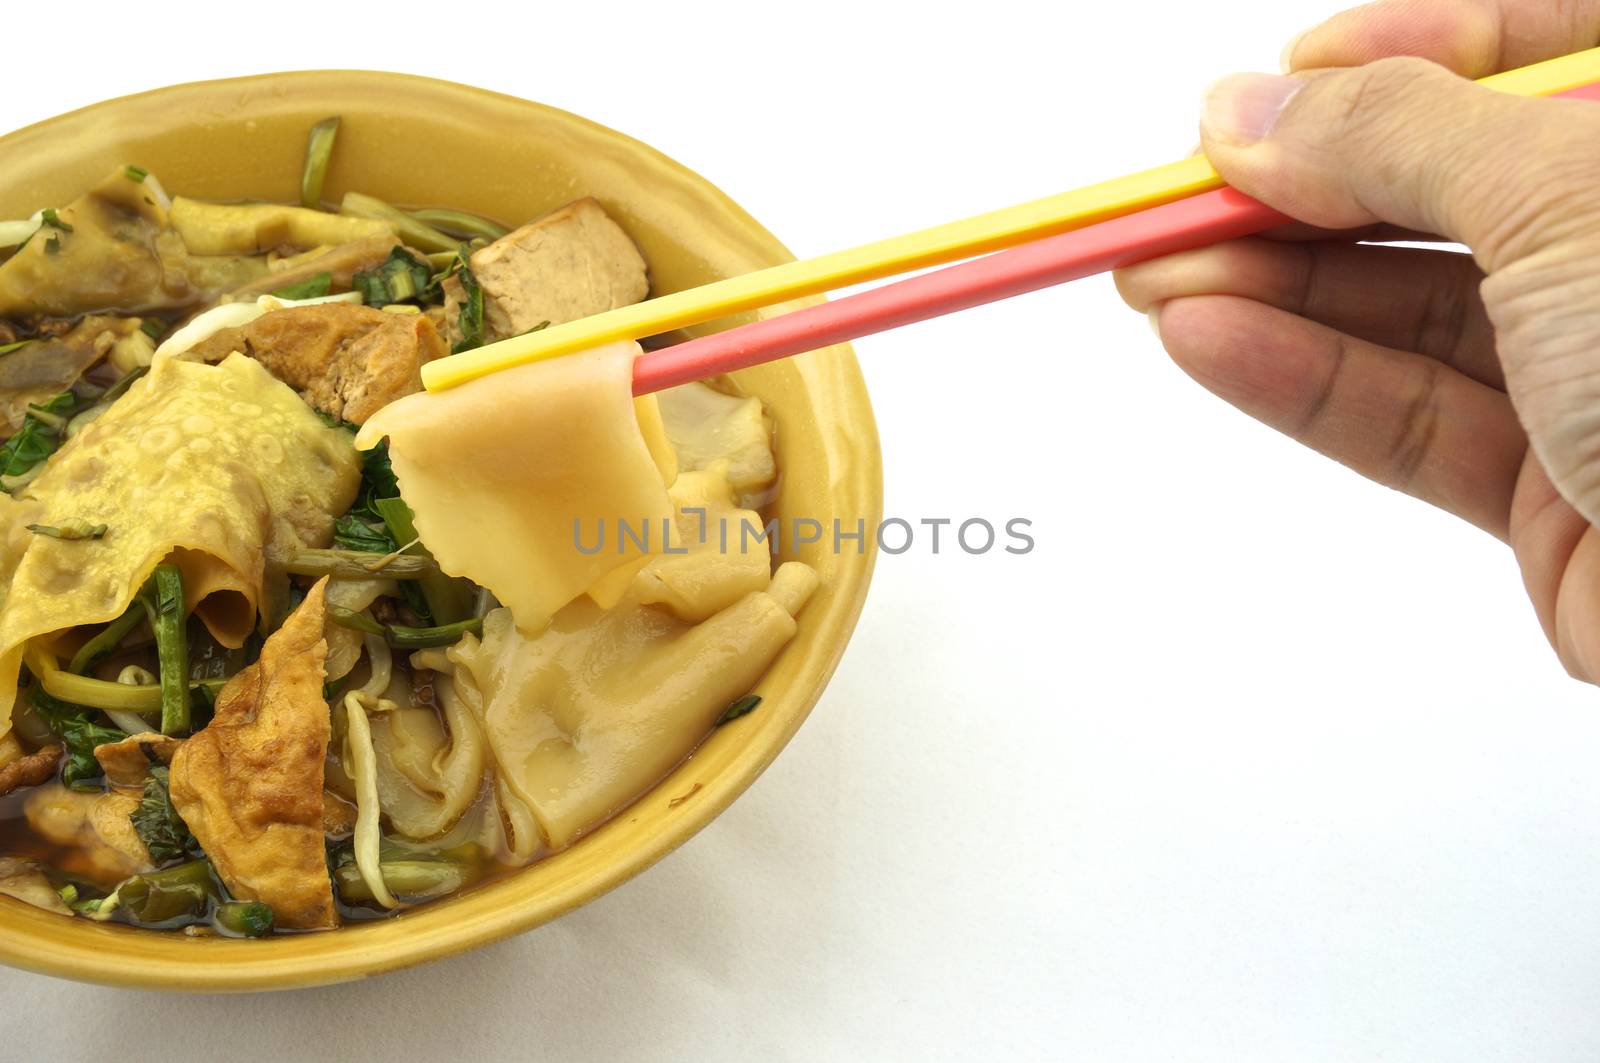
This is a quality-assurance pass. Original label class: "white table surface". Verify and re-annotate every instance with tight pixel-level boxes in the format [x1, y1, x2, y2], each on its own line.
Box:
[5, 2, 1600, 1059]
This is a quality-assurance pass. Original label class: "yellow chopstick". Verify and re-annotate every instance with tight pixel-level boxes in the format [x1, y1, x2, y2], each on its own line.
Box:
[423, 46, 1600, 392]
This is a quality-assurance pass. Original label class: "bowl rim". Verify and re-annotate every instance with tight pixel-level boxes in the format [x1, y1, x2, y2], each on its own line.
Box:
[0, 69, 882, 991]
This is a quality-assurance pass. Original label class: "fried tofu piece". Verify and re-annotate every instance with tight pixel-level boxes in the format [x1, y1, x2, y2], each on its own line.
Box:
[93, 733, 182, 788]
[186, 303, 447, 424]
[445, 198, 648, 342]
[24, 784, 153, 885]
[169, 578, 338, 930]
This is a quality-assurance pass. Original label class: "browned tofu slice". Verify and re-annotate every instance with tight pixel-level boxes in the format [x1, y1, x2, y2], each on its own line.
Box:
[169, 578, 338, 930]
[448, 197, 648, 342]
[186, 302, 447, 424]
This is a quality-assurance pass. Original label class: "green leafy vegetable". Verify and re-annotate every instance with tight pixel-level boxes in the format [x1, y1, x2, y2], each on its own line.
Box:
[359, 438, 400, 500]
[0, 391, 78, 488]
[716, 694, 762, 726]
[131, 765, 194, 864]
[25, 520, 107, 541]
[299, 116, 341, 210]
[372, 496, 474, 623]
[29, 688, 127, 790]
[319, 421, 438, 617]
[451, 257, 485, 354]
[352, 246, 432, 306]
[270, 272, 333, 300]
[333, 513, 396, 553]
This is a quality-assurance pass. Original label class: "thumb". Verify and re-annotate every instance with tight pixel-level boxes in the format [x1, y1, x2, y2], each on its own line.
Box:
[1199, 58, 1600, 270]
[1200, 58, 1600, 526]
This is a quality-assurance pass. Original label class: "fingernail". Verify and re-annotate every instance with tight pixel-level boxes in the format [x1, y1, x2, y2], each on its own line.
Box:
[1279, 30, 1307, 73]
[1147, 305, 1164, 340]
[1202, 73, 1301, 145]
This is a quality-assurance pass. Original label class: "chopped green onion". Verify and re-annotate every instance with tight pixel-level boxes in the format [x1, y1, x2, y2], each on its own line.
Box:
[116, 860, 216, 925]
[125, 165, 149, 183]
[25, 520, 107, 541]
[39, 208, 72, 233]
[139, 319, 167, 341]
[299, 117, 341, 210]
[0, 339, 32, 356]
[352, 246, 433, 306]
[214, 900, 274, 938]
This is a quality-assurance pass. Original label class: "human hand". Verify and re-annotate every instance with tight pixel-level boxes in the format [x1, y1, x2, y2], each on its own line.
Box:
[1115, 0, 1600, 681]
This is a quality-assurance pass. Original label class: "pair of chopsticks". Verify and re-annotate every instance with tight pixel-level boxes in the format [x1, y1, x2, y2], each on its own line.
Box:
[420, 48, 1600, 396]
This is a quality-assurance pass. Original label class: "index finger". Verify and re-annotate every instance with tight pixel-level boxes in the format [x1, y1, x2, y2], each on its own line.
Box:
[1284, 0, 1600, 77]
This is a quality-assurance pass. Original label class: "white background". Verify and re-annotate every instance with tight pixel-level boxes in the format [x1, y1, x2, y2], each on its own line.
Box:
[3, 1, 1600, 1060]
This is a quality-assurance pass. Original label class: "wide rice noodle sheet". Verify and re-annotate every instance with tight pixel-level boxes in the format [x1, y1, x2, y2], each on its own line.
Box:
[449, 464, 819, 858]
[0, 353, 360, 735]
[354, 341, 675, 634]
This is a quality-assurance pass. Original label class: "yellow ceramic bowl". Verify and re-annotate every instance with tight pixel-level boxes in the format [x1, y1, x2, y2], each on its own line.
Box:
[0, 72, 881, 990]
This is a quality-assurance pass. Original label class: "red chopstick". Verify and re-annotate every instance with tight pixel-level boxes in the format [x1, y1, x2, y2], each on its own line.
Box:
[632, 78, 1600, 396]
